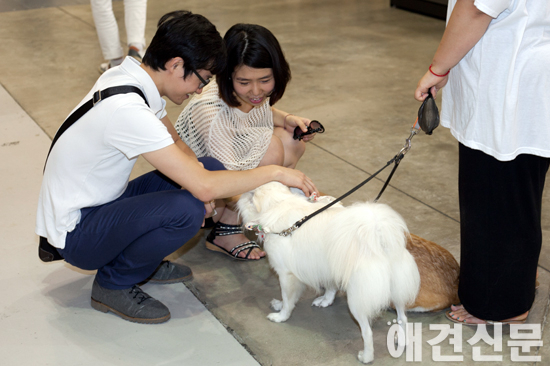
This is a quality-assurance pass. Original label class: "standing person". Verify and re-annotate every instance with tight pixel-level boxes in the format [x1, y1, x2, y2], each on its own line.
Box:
[415, 0, 550, 324]
[91, 0, 147, 73]
[175, 24, 319, 261]
[36, 10, 317, 325]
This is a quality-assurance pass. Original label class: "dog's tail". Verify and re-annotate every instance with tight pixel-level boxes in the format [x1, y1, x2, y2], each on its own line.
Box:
[389, 243, 421, 310]
[357, 203, 419, 309]
[334, 202, 420, 316]
[327, 202, 415, 289]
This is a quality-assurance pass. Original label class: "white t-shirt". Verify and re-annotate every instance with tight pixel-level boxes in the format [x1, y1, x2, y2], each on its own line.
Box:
[36, 57, 173, 248]
[174, 81, 273, 171]
[441, 0, 550, 161]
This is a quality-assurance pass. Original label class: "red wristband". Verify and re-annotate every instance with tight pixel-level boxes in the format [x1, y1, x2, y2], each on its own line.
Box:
[429, 64, 450, 77]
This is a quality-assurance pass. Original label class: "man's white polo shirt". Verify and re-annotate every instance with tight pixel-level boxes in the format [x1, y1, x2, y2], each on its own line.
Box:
[36, 57, 174, 249]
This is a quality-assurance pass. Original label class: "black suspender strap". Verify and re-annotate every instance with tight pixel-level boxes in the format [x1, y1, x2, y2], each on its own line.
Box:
[44, 85, 149, 171]
[39, 85, 149, 262]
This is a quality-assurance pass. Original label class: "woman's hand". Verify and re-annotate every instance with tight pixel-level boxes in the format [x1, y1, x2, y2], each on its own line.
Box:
[286, 115, 316, 142]
[414, 70, 448, 102]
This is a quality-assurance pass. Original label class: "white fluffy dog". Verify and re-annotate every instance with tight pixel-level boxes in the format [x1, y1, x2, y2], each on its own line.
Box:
[237, 182, 420, 364]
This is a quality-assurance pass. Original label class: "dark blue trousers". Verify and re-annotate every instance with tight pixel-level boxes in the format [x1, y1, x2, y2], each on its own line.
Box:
[59, 157, 225, 290]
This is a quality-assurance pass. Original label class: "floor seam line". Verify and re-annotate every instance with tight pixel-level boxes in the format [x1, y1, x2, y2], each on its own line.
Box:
[310, 142, 460, 224]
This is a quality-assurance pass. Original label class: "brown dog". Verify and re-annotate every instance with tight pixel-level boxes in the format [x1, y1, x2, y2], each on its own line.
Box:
[405, 234, 460, 312]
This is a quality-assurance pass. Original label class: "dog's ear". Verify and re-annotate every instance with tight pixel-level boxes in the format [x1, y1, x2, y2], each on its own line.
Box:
[252, 185, 276, 213]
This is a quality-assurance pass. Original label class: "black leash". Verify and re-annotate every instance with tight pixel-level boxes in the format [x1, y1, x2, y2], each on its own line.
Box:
[276, 126, 418, 237]
[275, 92, 440, 237]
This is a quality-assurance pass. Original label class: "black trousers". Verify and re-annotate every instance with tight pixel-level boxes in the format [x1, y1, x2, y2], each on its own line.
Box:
[458, 143, 549, 320]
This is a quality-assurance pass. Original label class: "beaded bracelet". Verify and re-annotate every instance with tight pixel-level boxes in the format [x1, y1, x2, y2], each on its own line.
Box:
[429, 64, 450, 77]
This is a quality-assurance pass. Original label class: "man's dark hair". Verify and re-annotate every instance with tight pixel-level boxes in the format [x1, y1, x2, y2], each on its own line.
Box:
[142, 10, 226, 78]
[217, 24, 291, 107]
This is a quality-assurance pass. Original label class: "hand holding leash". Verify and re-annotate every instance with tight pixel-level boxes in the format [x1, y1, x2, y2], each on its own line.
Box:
[398, 90, 439, 159]
[417, 91, 440, 135]
[257, 94, 440, 237]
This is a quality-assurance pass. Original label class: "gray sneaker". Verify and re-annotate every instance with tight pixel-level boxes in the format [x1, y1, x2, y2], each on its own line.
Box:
[91, 280, 170, 324]
[144, 260, 193, 284]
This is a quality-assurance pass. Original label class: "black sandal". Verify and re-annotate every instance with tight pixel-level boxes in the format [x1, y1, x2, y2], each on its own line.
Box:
[205, 221, 262, 261]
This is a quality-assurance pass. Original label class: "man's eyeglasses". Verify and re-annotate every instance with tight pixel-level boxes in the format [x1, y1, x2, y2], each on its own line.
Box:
[293, 120, 325, 141]
[192, 69, 211, 89]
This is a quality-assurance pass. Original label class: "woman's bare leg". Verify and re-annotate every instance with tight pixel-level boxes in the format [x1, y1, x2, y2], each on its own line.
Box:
[258, 133, 285, 167]
[273, 126, 306, 169]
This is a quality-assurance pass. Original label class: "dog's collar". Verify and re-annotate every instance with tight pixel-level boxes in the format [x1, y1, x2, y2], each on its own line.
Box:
[245, 219, 305, 237]
[245, 221, 268, 240]
[244, 193, 319, 238]
[308, 192, 319, 202]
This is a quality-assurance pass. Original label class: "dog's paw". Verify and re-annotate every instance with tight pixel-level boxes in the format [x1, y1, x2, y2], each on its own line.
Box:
[267, 312, 289, 323]
[270, 299, 283, 311]
[312, 296, 334, 308]
[357, 350, 374, 364]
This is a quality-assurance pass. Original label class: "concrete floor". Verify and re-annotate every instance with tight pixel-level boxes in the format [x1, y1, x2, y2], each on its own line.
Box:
[0, 0, 548, 365]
